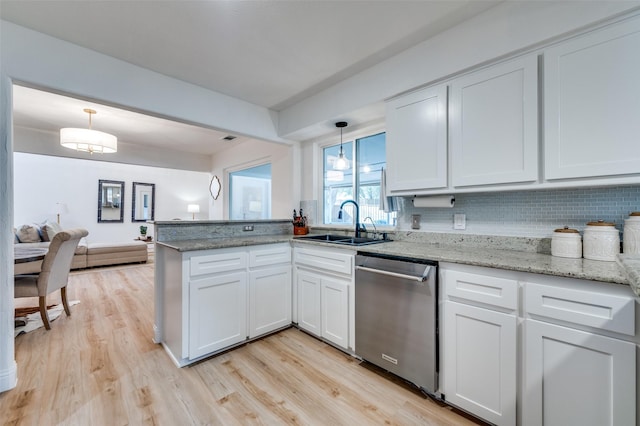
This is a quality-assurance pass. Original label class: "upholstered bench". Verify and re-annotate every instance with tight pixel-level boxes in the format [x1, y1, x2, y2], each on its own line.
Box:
[86, 241, 148, 268]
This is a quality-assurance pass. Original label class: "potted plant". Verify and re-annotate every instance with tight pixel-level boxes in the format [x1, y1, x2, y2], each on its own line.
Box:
[139, 225, 148, 240]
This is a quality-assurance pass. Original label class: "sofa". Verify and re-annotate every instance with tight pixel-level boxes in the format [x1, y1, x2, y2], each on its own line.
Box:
[14, 222, 148, 274]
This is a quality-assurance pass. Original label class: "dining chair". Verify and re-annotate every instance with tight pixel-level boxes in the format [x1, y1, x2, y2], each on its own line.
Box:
[14, 228, 89, 330]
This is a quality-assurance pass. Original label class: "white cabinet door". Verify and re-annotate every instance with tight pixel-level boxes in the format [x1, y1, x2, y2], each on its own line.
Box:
[188, 272, 247, 359]
[450, 55, 538, 187]
[296, 269, 321, 337]
[544, 18, 640, 180]
[523, 319, 636, 426]
[386, 85, 448, 192]
[443, 301, 516, 426]
[321, 276, 349, 350]
[248, 265, 292, 339]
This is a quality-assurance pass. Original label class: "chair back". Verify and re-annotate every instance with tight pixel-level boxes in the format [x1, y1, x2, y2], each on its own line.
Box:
[37, 228, 89, 296]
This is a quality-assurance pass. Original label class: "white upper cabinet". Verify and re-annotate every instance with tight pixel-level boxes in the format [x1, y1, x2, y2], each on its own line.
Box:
[544, 18, 640, 180]
[450, 55, 538, 187]
[386, 85, 448, 193]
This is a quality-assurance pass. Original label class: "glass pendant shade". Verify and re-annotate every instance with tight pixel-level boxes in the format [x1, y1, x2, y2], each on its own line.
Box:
[333, 121, 349, 170]
[334, 149, 349, 170]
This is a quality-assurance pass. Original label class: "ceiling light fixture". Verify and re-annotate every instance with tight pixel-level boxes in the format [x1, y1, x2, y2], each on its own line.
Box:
[60, 108, 117, 154]
[333, 121, 349, 171]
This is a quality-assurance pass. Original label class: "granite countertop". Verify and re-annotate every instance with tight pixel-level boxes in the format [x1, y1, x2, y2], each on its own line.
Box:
[156, 234, 640, 297]
[156, 235, 293, 251]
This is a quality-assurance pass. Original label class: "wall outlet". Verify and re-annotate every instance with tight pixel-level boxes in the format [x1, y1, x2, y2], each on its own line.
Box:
[454, 214, 466, 230]
[243, 225, 254, 231]
[411, 214, 421, 230]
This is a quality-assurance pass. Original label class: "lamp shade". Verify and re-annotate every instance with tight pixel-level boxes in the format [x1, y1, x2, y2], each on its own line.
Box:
[187, 204, 200, 213]
[60, 128, 118, 153]
[333, 153, 349, 170]
[52, 202, 69, 215]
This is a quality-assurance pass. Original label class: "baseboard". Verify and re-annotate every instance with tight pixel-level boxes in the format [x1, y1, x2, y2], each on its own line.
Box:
[0, 360, 17, 393]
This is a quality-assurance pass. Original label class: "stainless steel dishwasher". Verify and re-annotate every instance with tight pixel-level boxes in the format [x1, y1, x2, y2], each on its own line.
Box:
[355, 253, 438, 395]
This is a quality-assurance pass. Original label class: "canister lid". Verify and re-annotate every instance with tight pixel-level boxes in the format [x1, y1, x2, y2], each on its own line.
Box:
[586, 219, 615, 226]
[553, 226, 579, 233]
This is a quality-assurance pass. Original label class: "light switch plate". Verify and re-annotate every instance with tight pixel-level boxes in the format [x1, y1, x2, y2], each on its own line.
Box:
[454, 214, 466, 230]
[411, 214, 421, 230]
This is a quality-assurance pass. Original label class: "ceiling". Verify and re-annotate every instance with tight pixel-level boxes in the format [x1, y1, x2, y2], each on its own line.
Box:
[2, 0, 501, 155]
[12, 85, 253, 156]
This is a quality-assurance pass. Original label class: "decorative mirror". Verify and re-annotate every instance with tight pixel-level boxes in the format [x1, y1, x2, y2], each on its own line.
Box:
[132, 182, 155, 222]
[97, 179, 125, 223]
[210, 175, 221, 200]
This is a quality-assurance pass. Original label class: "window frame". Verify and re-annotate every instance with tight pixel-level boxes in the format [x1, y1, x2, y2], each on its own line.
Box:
[313, 121, 394, 231]
[225, 157, 272, 220]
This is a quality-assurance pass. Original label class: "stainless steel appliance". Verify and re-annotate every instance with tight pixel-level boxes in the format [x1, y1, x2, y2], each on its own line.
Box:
[355, 254, 438, 394]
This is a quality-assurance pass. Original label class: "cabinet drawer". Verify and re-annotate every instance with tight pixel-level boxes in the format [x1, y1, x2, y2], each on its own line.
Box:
[249, 244, 291, 268]
[190, 249, 247, 277]
[525, 282, 635, 336]
[443, 270, 517, 311]
[294, 247, 353, 275]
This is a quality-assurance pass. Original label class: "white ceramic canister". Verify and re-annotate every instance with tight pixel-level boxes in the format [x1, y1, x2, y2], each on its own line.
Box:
[551, 226, 582, 258]
[583, 220, 620, 261]
[623, 212, 640, 255]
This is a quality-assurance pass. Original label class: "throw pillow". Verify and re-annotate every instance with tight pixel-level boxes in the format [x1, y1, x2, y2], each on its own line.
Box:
[41, 221, 63, 242]
[16, 224, 42, 243]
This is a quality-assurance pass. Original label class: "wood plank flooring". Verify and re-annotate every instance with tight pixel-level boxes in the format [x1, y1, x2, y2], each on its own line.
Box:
[2, 264, 482, 425]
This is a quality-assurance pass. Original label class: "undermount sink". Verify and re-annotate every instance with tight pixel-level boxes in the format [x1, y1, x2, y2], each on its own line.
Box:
[296, 234, 390, 246]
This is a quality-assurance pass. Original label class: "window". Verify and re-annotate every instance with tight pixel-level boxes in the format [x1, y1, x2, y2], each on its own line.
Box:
[229, 163, 271, 220]
[323, 132, 396, 227]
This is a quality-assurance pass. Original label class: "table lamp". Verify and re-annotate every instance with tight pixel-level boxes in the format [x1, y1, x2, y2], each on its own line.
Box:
[188, 204, 200, 220]
[53, 202, 68, 224]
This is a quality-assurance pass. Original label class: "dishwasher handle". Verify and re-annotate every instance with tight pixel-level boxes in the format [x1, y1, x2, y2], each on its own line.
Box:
[355, 265, 432, 282]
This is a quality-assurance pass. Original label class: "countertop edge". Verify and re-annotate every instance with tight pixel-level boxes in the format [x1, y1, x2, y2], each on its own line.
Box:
[156, 235, 636, 292]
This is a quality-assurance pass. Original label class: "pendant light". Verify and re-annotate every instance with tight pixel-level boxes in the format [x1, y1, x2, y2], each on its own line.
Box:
[60, 108, 118, 154]
[333, 121, 349, 170]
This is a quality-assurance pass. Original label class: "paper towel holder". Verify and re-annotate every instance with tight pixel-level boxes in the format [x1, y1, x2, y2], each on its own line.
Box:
[412, 195, 455, 208]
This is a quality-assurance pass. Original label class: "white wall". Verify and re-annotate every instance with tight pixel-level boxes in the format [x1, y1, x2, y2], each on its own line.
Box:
[210, 139, 293, 220]
[14, 152, 211, 243]
[279, 1, 640, 139]
[15, 125, 212, 172]
[0, 20, 288, 145]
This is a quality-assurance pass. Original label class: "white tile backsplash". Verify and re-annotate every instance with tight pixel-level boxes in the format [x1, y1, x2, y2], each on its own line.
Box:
[398, 186, 640, 238]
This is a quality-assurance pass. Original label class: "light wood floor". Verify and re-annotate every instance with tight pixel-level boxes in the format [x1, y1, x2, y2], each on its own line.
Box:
[2, 264, 482, 425]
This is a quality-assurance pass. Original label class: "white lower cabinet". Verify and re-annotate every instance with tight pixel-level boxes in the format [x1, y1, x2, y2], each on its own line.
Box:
[296, 269, 321, 336]
[522, 280, 637, 426]
[441, 265, 517, 426]
[160, 243, 291, 366]
[443, 301, 516, 425]
[294, 245, 354, 351]
[441, 263, 638, 426]
[248, 264, 291, 339]
[189, 271, 247, 359]
[320, 276, 349, 349]
[523, 319, 635, 426]
[295, 267, 351, 350]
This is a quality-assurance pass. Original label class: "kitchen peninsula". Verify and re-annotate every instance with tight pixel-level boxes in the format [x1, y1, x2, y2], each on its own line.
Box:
[153, 219, 640, 426]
